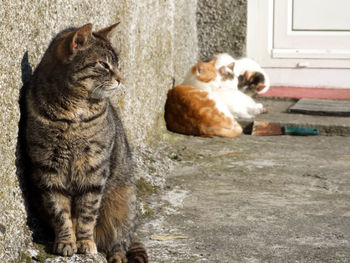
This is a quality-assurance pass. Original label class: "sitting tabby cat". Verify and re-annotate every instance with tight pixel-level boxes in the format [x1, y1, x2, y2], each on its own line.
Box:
[164, 60, 243, 137]
[24, 23, 147, 263]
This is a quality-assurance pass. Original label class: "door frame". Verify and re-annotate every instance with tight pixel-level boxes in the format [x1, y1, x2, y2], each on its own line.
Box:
[247, 0, 350, 88]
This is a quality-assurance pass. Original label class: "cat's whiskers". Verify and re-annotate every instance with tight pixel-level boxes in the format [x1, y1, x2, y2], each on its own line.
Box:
[89, 83, 105, 99]
[89, 80, 122, 99]
[91, 83, 104, 93]
[105, 81, 122, 92]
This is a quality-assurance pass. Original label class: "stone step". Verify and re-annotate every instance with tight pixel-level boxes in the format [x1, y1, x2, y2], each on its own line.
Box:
[289, 98, 350, 117]
[239, 98, 350, 136]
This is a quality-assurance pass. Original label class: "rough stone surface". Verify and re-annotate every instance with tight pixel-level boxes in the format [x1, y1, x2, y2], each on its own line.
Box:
[1, 1, 349, 260]
[139, 133, 350, 262]
[197, 0, 247, 60]
[44, 254, 107, 263]
[0, 1, 198, 262]
[241, 98, 350, 136]
[288, 98, 350, 117]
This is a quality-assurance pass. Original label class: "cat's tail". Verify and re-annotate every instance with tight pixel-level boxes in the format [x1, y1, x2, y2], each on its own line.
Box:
[126, 242, 148, 263]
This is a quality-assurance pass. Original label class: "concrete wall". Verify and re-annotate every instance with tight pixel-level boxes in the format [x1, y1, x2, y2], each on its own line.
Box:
[197, 0, 247, 60]
[0, 0, 246, 261]
[0, 1, 198, 262]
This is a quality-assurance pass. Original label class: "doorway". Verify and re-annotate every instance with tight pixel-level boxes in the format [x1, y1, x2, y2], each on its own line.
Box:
[247, 0, 350, 89]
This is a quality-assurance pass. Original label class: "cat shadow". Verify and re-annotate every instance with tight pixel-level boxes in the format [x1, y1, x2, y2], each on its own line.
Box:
[16, 52, 54, 250]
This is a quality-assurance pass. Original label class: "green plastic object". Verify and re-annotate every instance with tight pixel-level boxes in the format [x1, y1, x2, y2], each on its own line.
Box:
[283, 126, 319, 136]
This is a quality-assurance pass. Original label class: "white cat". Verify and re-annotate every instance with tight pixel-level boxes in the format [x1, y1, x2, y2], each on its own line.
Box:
[214, 53, 268, 119]
[215, 53, 270, 96]
[216, 66, 267, 119]
[181, 56, 267, 121]
[235, 57, 270, 95]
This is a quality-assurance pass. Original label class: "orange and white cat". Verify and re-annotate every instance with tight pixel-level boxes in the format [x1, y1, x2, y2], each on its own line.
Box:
[164, 60, 242, 138]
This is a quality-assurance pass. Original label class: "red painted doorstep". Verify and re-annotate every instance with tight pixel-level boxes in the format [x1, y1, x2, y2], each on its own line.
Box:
[258, 86, 350, 100]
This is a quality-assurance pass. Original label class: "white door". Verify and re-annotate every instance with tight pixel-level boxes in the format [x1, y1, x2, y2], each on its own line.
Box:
[247, 0, 350, 88]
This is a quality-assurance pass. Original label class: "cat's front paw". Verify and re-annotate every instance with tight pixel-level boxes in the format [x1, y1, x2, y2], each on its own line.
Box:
[108, 252, 127, 263]
[262, 107, 268, 114]
[257, 103, 268, 114]
[53, 241, 77, 257]
[77, 239, 97, 254]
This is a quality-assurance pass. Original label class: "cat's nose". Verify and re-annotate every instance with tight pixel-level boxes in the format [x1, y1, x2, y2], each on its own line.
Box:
[114, 73, 123, 83]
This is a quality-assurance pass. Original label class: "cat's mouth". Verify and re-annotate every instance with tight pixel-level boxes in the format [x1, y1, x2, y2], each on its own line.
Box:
[89, 82, 122, 99]
[105, 82, 122, 92]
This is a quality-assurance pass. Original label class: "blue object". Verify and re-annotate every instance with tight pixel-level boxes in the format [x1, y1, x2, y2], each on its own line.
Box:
[284, 126, 319, 136]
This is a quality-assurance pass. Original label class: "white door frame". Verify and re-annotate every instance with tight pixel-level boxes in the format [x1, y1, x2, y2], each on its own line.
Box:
[247, 0, 350, 88]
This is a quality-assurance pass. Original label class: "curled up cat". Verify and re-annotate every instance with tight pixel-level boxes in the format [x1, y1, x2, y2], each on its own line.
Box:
[214, 53, 269, 119]
[24, 23, 147, 263]
[215, 53, 270, 96]
[164, 54, 270, 137]
[164, 60, 243, 138]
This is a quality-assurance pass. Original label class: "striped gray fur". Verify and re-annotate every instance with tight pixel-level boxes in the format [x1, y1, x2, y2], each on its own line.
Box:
[24, 23, 147, 263]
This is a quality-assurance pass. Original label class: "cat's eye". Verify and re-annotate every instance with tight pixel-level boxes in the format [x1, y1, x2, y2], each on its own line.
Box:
[99, 61, 110, 70]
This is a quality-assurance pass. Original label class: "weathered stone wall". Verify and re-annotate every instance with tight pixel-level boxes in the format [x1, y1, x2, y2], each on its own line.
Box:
[197, 0, 247, 60]
[0, 1, 198, 262]
[0, 0, 248, 261]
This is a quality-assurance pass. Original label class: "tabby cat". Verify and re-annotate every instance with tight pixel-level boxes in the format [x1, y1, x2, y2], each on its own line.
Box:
[24, 23, 147, 263]
[164, 60, 242, 137]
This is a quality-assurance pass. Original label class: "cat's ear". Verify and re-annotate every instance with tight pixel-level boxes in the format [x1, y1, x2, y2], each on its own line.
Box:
[244, 71, 254, 80]
[94, 22, 120, 41]
[194, 61, 204, 75]
[228, 62, 235, 71]
[209, 59, 216, 67]
[70, 23, 93, 53]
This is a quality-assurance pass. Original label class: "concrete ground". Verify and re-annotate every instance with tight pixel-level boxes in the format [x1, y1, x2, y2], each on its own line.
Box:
[241, 98, 350, 136]
[139, 99, 350, 263]
[32, 99, 350, 262]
